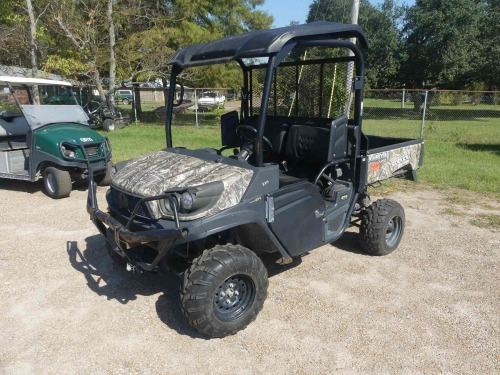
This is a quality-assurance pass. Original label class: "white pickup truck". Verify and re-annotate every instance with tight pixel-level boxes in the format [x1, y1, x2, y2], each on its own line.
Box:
[197, 91, 225, 110]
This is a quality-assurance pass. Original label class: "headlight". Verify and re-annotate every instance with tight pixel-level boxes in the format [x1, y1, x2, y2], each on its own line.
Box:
[60, 145, 76, 158]
[181, 191, 194, 211]
[159, 181, 224, 218]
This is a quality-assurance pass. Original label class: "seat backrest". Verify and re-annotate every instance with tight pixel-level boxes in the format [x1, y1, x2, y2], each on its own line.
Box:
[220, 110, 240, 147]
[284, 114, 348, 165]
[264, 122, 288, 156]
[285, 125, 330, 164]
[329, 114, 348, 162]
[0, 115, 30, 137]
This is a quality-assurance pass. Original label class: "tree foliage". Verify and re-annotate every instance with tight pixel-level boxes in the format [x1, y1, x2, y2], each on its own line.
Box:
[0, 0, 272, 99]
[307, 0, 405, 88]
[0, 0, 498, 91]
[402, 0, 484, 88]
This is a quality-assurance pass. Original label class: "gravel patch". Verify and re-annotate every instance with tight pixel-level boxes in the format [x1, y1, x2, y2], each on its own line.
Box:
[0, 180, 498, 374]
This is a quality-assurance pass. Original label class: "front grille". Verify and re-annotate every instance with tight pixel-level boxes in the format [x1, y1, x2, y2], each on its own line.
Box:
[85, 145, 100, 157]
[111, 188, 152, 220]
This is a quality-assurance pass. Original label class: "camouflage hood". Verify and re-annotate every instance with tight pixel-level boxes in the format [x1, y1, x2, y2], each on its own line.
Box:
[111, 150, 254, 220]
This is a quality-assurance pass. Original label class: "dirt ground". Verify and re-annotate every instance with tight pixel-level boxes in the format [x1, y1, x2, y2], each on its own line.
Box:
[0, 180, 498, 375]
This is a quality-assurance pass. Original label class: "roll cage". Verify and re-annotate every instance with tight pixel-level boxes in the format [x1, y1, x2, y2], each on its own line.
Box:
[166, 21, 368, 187]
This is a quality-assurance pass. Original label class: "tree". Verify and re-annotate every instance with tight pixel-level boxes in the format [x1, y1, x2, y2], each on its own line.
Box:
[402, 0, 484, 89]
[1, 0, 272, 101]
[306, 0, 405, 88]
[114, 0, 272, 86]
[107, 0, 117, 106]
[0, 0, 51, 72]
[478, 0, 500, 90]
[49, 0, 109, 101]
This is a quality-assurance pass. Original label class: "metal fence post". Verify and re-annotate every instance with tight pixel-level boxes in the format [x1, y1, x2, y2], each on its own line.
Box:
[194, 89, 199, 128]
[132, 88, 137, 123]
[402, 85, 405, 109]
[420, 90, 428, 139]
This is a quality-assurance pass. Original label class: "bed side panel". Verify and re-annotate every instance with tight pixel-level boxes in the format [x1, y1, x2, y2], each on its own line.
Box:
[366, 142, 422, 184]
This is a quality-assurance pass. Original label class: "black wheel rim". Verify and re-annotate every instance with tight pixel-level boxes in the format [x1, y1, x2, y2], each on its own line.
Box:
[386, 216, 403, 247]
[213, 274, 255, 322]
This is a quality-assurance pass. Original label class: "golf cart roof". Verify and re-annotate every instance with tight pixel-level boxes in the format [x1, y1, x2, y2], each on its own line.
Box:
[168, 22, 367, 68]
[0, 76, 72, 86]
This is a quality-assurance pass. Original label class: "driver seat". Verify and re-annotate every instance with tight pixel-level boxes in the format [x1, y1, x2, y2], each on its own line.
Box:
[279, 115, 348, 187]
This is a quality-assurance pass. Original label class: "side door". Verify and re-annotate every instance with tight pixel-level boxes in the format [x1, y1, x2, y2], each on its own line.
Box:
[267, 181, 325, 257]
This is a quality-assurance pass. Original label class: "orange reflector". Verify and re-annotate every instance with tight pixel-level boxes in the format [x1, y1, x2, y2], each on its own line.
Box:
[370, 162, 381, 172]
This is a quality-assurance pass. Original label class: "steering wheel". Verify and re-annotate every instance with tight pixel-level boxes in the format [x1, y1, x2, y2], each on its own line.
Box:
[236, 125, 274, 152]
[84, 100, 102, 115]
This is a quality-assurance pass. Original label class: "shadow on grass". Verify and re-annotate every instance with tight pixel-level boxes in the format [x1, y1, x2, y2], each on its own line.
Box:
[457, 143, 500, 156]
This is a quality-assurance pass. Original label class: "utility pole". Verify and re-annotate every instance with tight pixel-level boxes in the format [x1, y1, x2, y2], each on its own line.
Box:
[345, 0, 360, 115]
[26, 0, 39, 104]
[350, 0, 360, 31]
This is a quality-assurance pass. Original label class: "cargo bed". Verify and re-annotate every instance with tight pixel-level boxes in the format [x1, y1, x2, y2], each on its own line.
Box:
[365, 135, 424, 184]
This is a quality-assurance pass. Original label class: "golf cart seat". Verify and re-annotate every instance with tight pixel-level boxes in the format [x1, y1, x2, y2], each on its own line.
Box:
[0, 112, 30, 137]
[279, 115, 348, 187]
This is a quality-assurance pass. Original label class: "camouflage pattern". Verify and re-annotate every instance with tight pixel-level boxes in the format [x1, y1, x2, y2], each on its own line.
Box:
[112, 150, 254, 220]
[366, 143, 422, 184]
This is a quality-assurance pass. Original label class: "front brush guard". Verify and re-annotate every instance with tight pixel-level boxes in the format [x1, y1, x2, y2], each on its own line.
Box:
[86, 165, 188, 271]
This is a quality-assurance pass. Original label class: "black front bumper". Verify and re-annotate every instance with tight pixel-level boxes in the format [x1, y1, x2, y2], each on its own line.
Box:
[87, 175, 188, 271]
[88, 207, 186, 244]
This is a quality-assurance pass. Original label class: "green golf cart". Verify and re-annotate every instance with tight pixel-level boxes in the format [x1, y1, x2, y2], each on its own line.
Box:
[0, 76, 112, 198]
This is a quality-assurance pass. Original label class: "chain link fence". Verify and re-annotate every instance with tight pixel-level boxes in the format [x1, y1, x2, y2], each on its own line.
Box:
[118, 87, 500, 137]
[362, 89, 500, 139]
[118, 87, 239, 127]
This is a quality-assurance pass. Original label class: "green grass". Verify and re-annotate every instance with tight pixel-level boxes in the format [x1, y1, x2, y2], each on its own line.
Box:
[363, 117, 500, 196]
[100, 114, 500, 197]
[100, 124, 221, 162]
[470, 214, 500, 229]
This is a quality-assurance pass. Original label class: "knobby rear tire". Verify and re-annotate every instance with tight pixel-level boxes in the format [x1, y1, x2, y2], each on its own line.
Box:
[360, 199, 405, 256]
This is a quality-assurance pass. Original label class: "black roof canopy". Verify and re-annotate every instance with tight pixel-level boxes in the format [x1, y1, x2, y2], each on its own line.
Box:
[168, 22, 367, 68]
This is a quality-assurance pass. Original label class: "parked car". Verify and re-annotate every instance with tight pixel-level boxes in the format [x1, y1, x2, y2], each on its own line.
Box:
[115, 89, 133, 105]
[0, 76, 113, 198]
[197, 91, 225, 110]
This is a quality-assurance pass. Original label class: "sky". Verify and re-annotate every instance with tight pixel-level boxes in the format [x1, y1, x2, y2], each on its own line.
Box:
[257, 0, 414, 28]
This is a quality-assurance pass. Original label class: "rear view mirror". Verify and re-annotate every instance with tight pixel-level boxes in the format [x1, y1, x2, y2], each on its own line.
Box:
[173, 82, 185, 107]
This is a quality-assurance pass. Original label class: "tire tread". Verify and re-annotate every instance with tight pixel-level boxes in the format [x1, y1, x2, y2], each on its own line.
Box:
[181, 244, 268, 337]
[360, 199, 405, 256]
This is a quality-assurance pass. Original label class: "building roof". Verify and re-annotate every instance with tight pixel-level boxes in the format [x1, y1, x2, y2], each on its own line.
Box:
[168, 22, 367, 68]
[0, 65, 79, 85]
[0, 76, 72, 86]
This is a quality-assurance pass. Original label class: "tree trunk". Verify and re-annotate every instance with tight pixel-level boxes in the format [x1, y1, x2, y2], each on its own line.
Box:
[92, 68, 107, 103]
[107, 0, 116, 109]
[133, 83, 142, 114]
[26, 0, 39, 104]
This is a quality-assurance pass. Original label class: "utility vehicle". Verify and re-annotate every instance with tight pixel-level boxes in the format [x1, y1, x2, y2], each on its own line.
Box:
[87, 22, 424, 337]
[0, 76, 112, 198]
